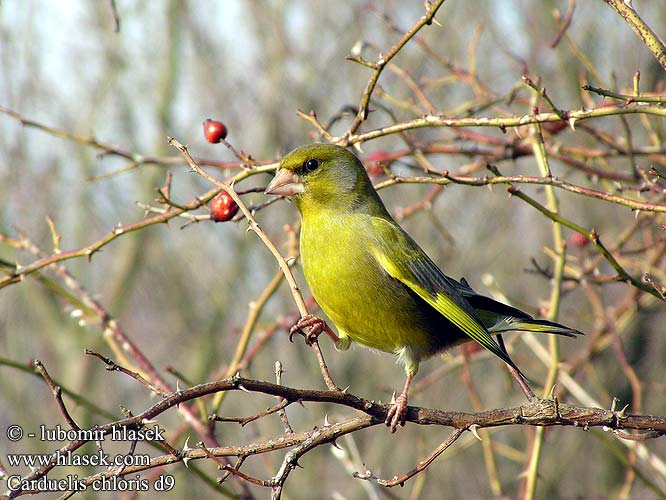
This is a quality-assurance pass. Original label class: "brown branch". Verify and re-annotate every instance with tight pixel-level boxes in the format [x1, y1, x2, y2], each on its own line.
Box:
[210, 399, 289, 427]
[0, 160, 276, 290]
[505, 186, 663, 299]
[6, 375, 665, 497]
[34, 360, 81, 432]
[603, 0, 666, 70]
[550, 0, 575, 48]
[168, 138, 306, 318]
[0, 194, 213, 289]
[375, 172, 666, 214]
[85, 350, 170, 398]
[583, 84, 666, 104]
[4, 101, 665, 290]
[356, 428, 465, 487]
[344, 0, 447, 136]
[5, 233, 220, 449]
[0, 105, 272, 173]
[345, 105, 666, 145]
[296, 109, 334, 142]
[167, 137, 340, 392]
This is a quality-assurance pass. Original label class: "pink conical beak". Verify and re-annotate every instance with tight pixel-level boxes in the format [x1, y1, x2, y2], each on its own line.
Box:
[265, 169, 304, 196]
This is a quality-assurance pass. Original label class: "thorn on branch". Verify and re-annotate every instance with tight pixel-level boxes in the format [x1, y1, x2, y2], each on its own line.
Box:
[209, 399, 291, 427]
[85, 349, 170, 397]
[642, 273, 666, 299]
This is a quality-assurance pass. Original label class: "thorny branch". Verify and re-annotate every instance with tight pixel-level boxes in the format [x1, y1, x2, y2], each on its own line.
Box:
[5, 374, 664, 497]
[344, 0, 447, 136]
[603, 0, 666, 70]
[167, 137, 340, 392]
[3, 3, 666, 498]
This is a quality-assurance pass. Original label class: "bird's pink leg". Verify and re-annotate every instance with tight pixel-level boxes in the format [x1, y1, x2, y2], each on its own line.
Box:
[386, 372, 414, 433]
[290, 314, 339, 345]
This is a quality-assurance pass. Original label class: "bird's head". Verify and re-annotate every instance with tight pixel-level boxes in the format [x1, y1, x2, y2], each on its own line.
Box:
[265, 143, 384, 215]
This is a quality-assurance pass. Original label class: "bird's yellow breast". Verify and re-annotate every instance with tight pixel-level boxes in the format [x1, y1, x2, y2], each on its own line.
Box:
[300, 210, 434, 356]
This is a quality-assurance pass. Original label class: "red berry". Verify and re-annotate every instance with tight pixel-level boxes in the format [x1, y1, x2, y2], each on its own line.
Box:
[365, 151, 392, 163]
[209, 192, 238, 222]
[203, 119, 228, 143]
[570, 232, 590, 248]
[367, 164, 384, 176]
[365, 151, 392, 177]
[541, 120, 568, 135]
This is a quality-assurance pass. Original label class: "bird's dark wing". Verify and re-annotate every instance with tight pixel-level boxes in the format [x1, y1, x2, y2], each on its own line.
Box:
[454, 277, 533, 318]
[454, 278, 582, 337]
[369, 217, 522, 372]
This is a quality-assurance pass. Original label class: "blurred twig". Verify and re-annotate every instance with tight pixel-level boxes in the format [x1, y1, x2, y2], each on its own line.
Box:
[344, 0, 446, 136]
[603, 0, 666, 70]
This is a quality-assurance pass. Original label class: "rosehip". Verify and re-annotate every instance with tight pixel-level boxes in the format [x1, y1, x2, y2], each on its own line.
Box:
[203, 119, 228, 143]
[570, 232, 590, 248]
[367, 164, 384, 176]
[365, 151, 392, 177]
[365, 151, 391, 163]
[209, 192, 238, 222]
[541, 120, 568, 135]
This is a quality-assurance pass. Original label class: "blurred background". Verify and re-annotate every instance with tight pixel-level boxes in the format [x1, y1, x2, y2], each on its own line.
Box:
[1, 1, 665, 498]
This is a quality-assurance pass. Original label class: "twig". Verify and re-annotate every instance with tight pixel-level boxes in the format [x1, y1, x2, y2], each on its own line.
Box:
[345, 105, 666, 145]
[355, 428, 465, 487]
[343, 0, 447, 136]
[85, 350, 170, 398]
[211, 267, 287, 412]
[296, 110, 335, 142]
[221, 463, 271, 487]
[218, 456, 247, 486]
[507, 186, 662, 299]
[550, 0, 575, 48]
[198, 441, 234, 470]
[497, 335, 536, 401]
[583, 84, 666, 104]
[34, 360, 81, 432]
[603, 0, 666, 70]
[210, 399, 289, 427]
[167, 137, 340, 391]
[0, 105, 272, 173]
[522, 76, 567, 120]
[169, 138, 305, 316]
[274, 361, 294, 433]
[4, 233, 223, 450]
[375, 172, 666, 213]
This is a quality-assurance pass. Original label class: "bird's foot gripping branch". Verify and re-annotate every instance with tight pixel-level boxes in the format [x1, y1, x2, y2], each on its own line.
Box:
[289, 314, 339, 346]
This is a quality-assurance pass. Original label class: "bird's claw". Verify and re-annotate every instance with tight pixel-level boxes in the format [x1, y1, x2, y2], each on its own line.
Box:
[289, 314, 327, 346]
[385, 393, 409, 433]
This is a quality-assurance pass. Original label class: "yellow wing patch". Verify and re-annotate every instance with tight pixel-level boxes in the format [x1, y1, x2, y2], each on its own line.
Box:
[372, 242, 518, 370]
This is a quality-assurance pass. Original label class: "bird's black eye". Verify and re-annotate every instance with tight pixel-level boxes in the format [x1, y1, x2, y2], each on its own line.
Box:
[304, 159, 319, 172]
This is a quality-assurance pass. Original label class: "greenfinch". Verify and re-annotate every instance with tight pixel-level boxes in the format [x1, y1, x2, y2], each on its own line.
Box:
[266, 144, 581, 432]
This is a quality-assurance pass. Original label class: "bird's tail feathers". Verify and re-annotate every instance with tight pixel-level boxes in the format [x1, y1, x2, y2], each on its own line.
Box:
[489, 317, 583, 338]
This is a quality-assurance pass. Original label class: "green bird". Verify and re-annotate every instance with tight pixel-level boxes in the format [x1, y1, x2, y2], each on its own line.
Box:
[265, 143, 581, 432]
